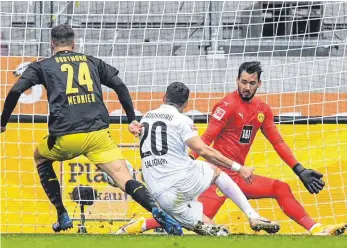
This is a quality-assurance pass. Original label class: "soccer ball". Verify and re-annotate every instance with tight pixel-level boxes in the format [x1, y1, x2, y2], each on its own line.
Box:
[13, 58, 44, 77]
[102, 160, 135, 187]
[13, 62, 31, 77]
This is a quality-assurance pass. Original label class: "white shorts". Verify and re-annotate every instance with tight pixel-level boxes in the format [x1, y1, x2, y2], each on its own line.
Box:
[155, 161, 215, 229]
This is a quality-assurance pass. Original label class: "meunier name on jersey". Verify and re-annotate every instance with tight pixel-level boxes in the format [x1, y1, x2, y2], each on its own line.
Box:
[55, 54, 96, 106]
[67, 93, 96, 105]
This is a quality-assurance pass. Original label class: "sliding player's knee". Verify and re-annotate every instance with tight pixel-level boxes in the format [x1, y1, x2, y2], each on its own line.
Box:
[273, 180, 292, 198]
[155, 191, 176, 210]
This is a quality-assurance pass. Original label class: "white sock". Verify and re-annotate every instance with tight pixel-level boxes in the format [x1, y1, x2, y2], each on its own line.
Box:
[214, 172, 260, 219]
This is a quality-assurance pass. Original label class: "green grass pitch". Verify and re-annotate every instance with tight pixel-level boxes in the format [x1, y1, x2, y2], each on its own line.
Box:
[1, 234, 346, 248]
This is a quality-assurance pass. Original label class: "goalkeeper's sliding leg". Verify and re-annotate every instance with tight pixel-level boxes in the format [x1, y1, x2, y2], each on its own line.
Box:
[199, 173, 346, 236]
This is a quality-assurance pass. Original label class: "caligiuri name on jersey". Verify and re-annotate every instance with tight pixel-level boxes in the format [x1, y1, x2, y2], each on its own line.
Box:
[144, 158, 168, 168]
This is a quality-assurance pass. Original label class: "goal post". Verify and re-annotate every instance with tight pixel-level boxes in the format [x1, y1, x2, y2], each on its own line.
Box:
[1, 1, 346, 234]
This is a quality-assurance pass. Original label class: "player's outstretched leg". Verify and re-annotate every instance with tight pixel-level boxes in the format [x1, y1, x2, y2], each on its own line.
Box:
[97, 161, 183, 236]
[34, 149, 73, 232]
[237, 175, 345, 235]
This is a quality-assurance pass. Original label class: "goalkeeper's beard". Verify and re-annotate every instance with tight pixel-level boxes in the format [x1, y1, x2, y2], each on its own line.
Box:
[238, 87, 258, 101]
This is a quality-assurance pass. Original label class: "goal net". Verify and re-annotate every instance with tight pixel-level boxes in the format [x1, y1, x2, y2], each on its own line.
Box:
[1, 1, 346, 234]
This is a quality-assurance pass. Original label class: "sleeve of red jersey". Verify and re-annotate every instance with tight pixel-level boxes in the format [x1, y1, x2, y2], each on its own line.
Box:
[261, 105, 298, 168]
[190, 101, 233, 159]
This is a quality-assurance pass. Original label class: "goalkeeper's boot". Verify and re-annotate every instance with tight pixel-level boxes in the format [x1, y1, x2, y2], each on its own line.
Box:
[152, 207, 183, 236]
[194, 221, 229, 236]
[249, 217, 280, 234]
[115, 215, 145, 235]
[310, 223, 347, 236]
[52, 212, 73, 233]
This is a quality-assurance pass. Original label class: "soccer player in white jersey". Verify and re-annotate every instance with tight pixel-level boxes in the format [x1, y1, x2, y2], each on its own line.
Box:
[137, 82, 280, 235]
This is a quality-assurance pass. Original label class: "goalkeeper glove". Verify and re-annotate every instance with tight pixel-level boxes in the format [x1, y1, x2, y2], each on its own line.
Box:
[293, 163, 325, 194]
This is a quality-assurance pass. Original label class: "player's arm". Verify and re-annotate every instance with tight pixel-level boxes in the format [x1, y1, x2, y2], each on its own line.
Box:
[186, 136, 241, 171]
[261, 106, 324, 194]
[106, 75, 135, 122]
[1, 63, 41, 132]
[190, 102, 233, 159]
[182, 121, 254, 183]
[98, 60, 141, 136]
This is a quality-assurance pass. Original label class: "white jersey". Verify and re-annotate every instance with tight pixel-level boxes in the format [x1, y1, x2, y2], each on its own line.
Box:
[140, 104, 199, 198]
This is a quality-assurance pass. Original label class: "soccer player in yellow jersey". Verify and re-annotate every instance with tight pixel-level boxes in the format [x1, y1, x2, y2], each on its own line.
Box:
[1, 24, 182, 235]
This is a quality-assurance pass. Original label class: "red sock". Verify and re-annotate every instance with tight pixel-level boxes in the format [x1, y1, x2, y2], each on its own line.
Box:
[296, 215, 316, 231]
[144, 218, 161, 231]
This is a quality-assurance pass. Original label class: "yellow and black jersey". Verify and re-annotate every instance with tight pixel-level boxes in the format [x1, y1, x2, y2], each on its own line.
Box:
[1, 50, 135, 136]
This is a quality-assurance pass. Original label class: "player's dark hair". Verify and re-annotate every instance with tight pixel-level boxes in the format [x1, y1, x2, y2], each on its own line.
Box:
[51, 24, 75, 47]
[238, 61, 263, 81]
[165, 82, 190, 107]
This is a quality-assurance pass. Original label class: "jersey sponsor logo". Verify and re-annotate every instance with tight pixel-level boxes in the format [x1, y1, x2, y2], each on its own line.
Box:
[239, 125, 253, 144]
[258, 112, 265, 123]
[212, 107, 226, 120]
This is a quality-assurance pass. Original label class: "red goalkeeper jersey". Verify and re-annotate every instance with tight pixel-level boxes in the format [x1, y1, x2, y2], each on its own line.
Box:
[191, 90, 298, 169]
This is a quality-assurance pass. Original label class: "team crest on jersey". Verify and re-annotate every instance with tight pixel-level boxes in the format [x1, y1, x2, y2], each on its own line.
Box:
[216, 188, 225, 197]
[212, 107, 226, 120]
[257, 112, 265, 123]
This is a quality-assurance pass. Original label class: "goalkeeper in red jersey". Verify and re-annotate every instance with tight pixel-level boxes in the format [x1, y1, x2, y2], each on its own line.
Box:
[116, 61, 346, 236]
